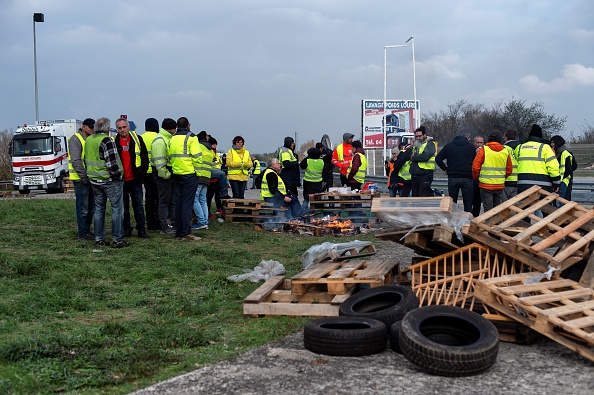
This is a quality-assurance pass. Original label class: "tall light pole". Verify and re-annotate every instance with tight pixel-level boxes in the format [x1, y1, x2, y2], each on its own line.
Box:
[406, 36, 418, 128]
[383, 44, 406, 168]
[33, 13, 44, 123]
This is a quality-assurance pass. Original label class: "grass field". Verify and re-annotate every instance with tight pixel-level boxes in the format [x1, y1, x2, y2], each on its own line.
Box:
[0, 198, 374, 394]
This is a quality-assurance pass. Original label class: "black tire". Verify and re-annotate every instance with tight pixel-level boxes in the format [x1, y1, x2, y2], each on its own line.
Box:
[389, 320, 402, 354]
[19, 189, 30, 195]
[399, 305, 499, 377]
[304, 316, 387, 357]
[47, 176, 64, 194]
[339, 285, 419, 327]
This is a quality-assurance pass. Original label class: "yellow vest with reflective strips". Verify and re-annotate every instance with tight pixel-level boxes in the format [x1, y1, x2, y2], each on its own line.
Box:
[196, 143, 214, 178]
[479, 146, 509, 185]
[503, 145, 518, 183]
[303, 158, 324, 182]
[559, 150, 573, 187]
[347, 152, 368, 183]
[68, 132, 85, 181]
[142, 131, 157, 174]
[169, 132, 200, 176]
[416, 141, 436, 170]
[260, 168, 286, 198]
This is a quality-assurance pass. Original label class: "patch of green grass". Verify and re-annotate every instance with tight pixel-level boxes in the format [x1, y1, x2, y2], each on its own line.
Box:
[0, 199, 375, 394]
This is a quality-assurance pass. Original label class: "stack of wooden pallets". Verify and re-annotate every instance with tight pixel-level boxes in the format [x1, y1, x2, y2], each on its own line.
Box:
[372, 187, 594, 355]
[308, 191, 379, 223]
[223, 199, 287, 223]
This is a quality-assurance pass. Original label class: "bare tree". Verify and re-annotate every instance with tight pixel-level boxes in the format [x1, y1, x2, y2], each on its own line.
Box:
[569, 120, 594, 144]
[424, 99, 485, 143]
[0, 128, 14, 180]
[297, 139, 315, 159]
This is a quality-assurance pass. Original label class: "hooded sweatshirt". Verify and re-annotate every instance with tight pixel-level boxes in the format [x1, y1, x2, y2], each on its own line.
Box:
[472, 141, 513, 190]
[435, 135, 476, 179]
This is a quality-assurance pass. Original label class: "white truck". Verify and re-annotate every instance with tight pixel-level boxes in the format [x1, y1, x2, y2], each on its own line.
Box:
[11, 119, 81, 194]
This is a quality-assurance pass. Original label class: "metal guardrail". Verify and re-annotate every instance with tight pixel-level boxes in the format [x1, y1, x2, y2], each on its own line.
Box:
[362, 175, 594, 204]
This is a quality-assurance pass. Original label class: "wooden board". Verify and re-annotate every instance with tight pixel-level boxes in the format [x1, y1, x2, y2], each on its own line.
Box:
[291, 260, 398, 295]
[371, 196, 454, 213]
[242, 276, 355, 317]
[475, 273, 594, 362]
[375, 224, 464, 257]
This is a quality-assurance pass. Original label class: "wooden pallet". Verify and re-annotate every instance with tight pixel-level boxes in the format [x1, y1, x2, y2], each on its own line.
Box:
[375, 224, 465, 257]
[464, 185, 594, 273]
[308, 192, 377, 222]
[475, 272, 594, 362]
[223, 199, 287, 222]
[484, 313, 541, 344]
[371, 196, 454, 213]
[291, 259, 398, 295]
[243, 276, 354, 317]
[406, 243, 531, 312]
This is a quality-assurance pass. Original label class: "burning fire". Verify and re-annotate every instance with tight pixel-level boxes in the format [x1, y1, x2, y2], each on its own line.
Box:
[311, 215, 355, 233]
[261, 214, 361, 236]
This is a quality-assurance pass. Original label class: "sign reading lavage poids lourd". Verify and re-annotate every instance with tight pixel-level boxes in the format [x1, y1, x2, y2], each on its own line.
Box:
[361, 100, 419, 149]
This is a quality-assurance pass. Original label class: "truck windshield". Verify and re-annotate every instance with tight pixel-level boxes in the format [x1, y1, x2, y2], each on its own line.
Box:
[12, 136, 53, 156]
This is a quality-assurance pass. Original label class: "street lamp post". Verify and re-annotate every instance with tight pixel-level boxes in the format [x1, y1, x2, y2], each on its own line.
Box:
[383, 44, 406, 169]
[406, 36, 418, 128]
[33, 13, 44, 123]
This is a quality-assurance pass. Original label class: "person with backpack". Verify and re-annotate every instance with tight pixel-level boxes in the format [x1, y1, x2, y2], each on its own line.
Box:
[550, 135, 577, 202]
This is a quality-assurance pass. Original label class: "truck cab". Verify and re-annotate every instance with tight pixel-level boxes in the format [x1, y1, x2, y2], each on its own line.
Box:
[11, 119, 81, 194]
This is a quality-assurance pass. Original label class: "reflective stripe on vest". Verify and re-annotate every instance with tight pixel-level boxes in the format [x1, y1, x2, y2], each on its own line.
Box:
[195, 143, 214, 177]
[279, 147, 297, 169]
[129, 131, 142, 169]
[514, 142, 560, 187]
[398, 160, 412, 181]
[252, 160, 261, 174]
[68, 132, 85, 181]
[347, 152, 368, 183]
[142, 131, 157, 174]
[303, 158, 324, 182]
[227, 149, 249, 175]
[478, 146, 509, 185]
[559, 150, 573, 187]
[260, 168, 286, 198]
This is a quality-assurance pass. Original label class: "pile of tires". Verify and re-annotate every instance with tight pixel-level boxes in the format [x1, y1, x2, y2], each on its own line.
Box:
[303, 285, 500, 377]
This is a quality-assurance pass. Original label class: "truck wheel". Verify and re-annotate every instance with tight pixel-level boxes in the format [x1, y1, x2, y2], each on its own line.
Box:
[19, 190, 30, 195]
[304, 316, 387, 357]
[47, 176, 64, 194]
[339, 285, 419, 327]
[399, 305, 499, 377]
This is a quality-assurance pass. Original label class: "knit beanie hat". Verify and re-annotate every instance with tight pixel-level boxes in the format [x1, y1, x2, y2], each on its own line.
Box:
[343, 133, 354, 142]
[161, 118, 177, 130]
[145, 118, 159, 132]
[529, 124, 543, 138]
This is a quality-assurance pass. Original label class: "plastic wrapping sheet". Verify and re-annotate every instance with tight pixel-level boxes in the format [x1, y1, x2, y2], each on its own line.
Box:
[300, 240, 373, 269]
[373, 199, 473, 242]
[227, 260, 286, 283]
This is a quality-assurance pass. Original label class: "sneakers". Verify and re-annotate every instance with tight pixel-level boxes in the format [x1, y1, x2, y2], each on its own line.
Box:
[79, 233, 95, 241]
[216, 208, 224, 215]
[195, 224, 208, 230]
[112, 240, 131, 248]
[160, 227, 176, 235]
[208, 214, 216, 219]
[95, 240, 110, 247]
[177, 234, 201, 241]
[191, 224, 200, 229]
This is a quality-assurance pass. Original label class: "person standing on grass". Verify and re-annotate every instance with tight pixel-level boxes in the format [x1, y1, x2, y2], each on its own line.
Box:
[300, 147, 324, 212]
[279, 136, 301, 196]
[141, 118, 161, 231]
[192, 131, 214, 231]
[151, 118, 177, 235]
[85, 117, 129, 248]
[260, 158, 302, 218]
[227, 135, 252, 199]
[250, 156, 261, 189]
[345, 140, 367, 191]
[435, 134, 476, 213]
[168, 117, 201, 241]
[410, 126, 436, 197]
[68, 118, 96, 240]
[207, 137, 224, 218]
[332, 133, 354, 186]
[472, 131, 512, 213]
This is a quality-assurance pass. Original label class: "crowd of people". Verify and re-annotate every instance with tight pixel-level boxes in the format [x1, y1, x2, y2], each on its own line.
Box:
[69, 117, 574, 248]
[387, 123, 576, 216]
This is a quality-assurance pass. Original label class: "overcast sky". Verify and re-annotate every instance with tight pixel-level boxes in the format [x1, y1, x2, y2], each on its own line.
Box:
[1, 0, 593, 153]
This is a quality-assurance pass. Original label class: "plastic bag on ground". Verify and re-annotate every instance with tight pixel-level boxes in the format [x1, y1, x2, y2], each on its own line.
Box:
[227, 260, 286, 283]
[300, 240, 373, 269]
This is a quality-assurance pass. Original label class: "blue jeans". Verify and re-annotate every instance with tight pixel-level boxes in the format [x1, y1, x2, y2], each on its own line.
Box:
[73, 181, 95, 237]
[172, 173, 199, 238]
[448, 178, 473, 213]
[210, 169, 229, 197]
[265, 192, 303, 219]
[230, 180, 247, 199]
[92, 180, 124, 242]
[193, 184, 209, 227]
[123, 181, 146, 233]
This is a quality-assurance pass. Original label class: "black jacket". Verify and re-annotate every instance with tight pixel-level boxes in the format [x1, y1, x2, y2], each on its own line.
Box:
[435, 135, 476, 179]
[114, 132, 149, 184]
